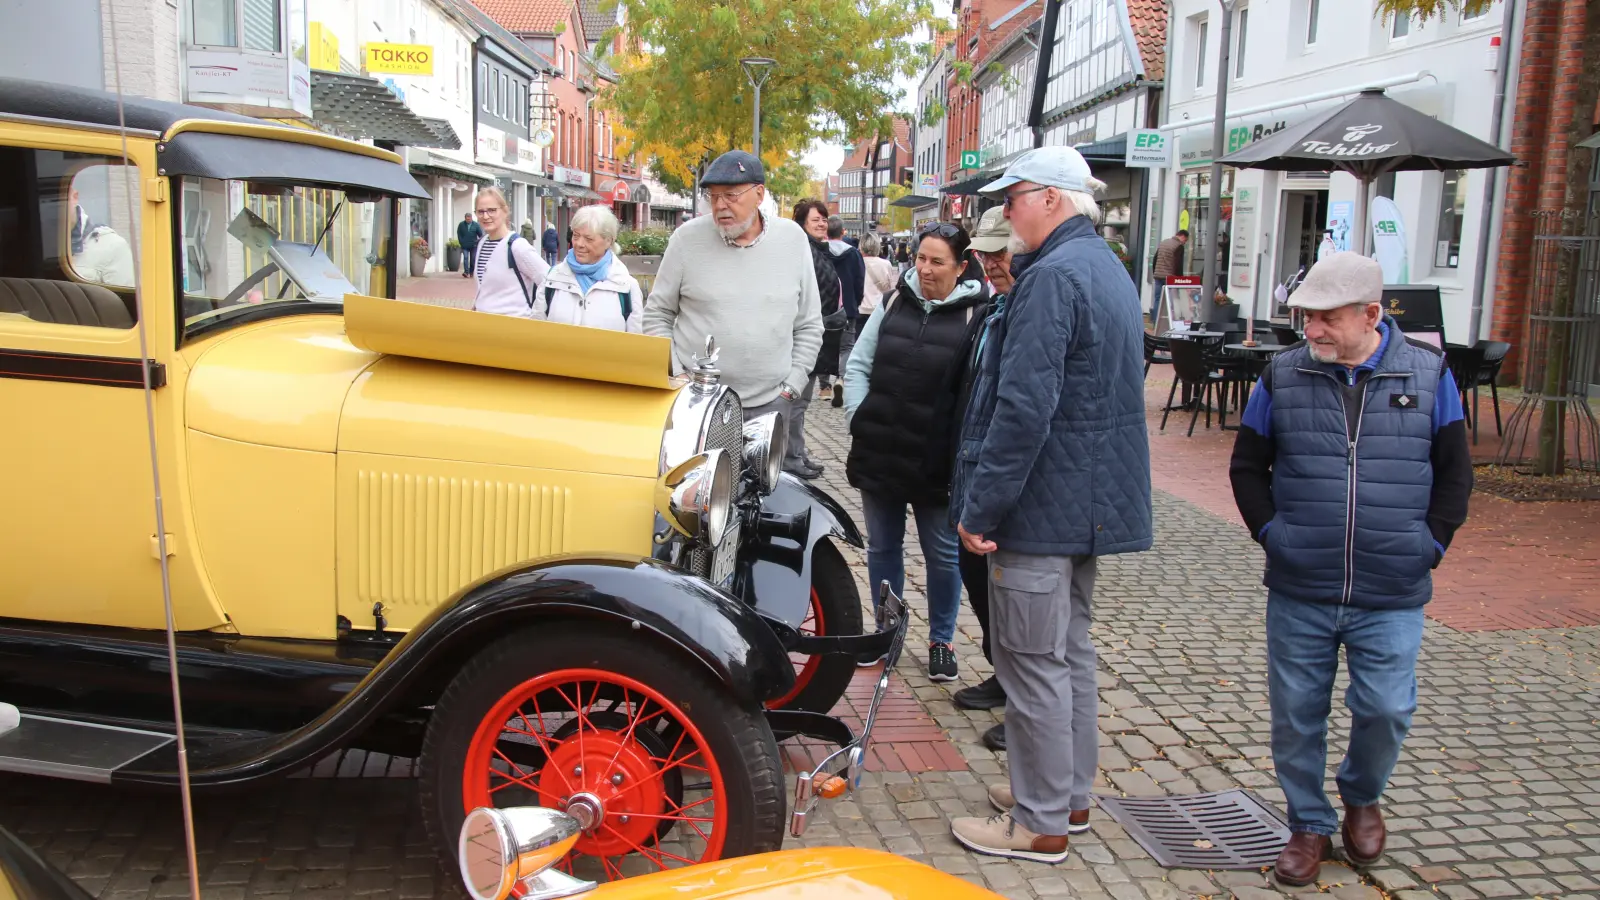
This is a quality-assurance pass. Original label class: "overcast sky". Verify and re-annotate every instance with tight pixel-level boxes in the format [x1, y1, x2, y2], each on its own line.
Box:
[801, 1, 953, 178]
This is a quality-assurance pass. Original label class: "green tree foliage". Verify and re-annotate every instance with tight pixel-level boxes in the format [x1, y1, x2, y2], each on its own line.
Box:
[1370, 0, 1494, 22]
[604, 0, 938, 187]
[765, 157, 820, 210]
[880, 184, 915, 233]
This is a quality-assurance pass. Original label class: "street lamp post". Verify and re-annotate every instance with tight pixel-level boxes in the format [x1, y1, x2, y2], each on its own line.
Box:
[1200, 0, 1236, 322]
[739, 57, 777, 158]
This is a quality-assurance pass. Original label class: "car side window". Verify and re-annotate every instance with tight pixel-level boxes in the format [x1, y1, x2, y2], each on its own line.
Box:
[0, 145, 140, 329]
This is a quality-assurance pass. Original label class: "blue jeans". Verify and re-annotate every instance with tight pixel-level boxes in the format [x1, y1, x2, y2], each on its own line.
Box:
[1267, 591, 1425, 835]
[860, 490, 961, 645]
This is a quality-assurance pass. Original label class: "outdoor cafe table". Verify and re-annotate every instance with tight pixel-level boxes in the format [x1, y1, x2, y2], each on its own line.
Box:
[1164, 329, 1227, 340]
[1223, 342, 1287, 355]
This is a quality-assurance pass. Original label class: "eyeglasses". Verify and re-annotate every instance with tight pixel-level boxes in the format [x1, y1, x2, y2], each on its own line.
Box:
[475, 206, 502, 215]
[700, 184, 761, 205]
[919, 222, 962, 240]
[1002, 186, 1050, 209]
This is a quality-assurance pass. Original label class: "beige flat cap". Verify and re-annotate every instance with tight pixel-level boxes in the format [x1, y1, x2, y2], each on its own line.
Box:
[1288, 251, 1384, 310]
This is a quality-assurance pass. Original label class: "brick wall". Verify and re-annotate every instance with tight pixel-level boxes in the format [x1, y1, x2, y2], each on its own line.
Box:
[101, 0, 181, 102]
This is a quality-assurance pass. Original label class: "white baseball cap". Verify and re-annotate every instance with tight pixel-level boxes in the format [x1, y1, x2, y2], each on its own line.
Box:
[980, 146, 1094, 195]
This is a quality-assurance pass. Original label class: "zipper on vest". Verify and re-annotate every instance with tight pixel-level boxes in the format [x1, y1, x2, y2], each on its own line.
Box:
[1340, 372, 1407, 605]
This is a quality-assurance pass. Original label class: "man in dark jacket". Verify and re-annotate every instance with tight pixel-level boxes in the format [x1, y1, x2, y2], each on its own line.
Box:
[1228, 252, 1471, 886]
[826, 215, 866, 404]
[456, 212, 483, 279]
[949, 147, 1152, 864]
[542, 224, 560, 266]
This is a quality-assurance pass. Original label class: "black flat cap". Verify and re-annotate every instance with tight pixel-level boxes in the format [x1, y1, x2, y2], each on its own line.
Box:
[701, 150, 765, 185]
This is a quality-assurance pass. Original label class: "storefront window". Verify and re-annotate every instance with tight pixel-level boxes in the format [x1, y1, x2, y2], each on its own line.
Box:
[1434, 170, 1467, 269]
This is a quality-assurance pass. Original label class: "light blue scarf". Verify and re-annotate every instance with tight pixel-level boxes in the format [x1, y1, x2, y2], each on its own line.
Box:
[566, 249, 613, 295]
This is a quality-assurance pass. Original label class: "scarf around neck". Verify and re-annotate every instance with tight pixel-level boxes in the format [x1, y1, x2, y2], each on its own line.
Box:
[567, 249, 613, 294]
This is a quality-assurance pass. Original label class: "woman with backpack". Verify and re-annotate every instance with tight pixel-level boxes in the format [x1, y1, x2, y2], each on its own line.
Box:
[539, 205, 644, 332]
[471, 187, 549, 318]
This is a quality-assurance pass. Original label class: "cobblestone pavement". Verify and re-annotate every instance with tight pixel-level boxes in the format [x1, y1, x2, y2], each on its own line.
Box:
[3, 390, 1598, 900]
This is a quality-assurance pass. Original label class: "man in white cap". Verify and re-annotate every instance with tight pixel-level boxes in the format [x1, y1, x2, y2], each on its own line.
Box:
[1228, 251, 1472, 885]
[948, 146, 1152, 862]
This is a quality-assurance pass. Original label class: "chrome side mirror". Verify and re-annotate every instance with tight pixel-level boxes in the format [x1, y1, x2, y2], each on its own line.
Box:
[459, 807, 594, 900]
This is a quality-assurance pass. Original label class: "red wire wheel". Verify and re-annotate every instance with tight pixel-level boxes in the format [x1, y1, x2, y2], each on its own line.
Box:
[763, 539, 862, 714]
[462, 669, 725, 880]
[419, 624, 785, 884]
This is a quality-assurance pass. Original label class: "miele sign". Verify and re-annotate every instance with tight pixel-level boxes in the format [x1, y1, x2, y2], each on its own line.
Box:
[1299, 124, 1398, 158]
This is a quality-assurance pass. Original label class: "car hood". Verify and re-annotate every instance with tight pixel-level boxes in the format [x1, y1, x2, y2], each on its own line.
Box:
[185, 315, 676, 478]
[585, 849, 999, 900]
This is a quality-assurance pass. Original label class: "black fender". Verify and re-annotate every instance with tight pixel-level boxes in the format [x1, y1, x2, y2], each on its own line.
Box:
[738, 473, 864, 628]
[115, 555, 794, 788]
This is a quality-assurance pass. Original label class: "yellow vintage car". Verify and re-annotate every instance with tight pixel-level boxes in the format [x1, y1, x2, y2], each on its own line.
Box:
[0, 78, 903, 883]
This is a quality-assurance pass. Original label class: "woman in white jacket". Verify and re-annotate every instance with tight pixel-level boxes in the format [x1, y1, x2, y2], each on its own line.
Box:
[537, 205, 643, 332]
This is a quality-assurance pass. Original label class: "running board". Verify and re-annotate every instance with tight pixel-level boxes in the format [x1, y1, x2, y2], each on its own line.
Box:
[0, 712, 174, 783]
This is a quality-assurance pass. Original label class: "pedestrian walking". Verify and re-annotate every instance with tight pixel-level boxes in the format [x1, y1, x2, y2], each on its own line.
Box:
[852, 234, 898, 409]
[789, 199, 842, 479]
[1228, 251, 1472, 886]
[844, 220, 988, 682]
[456, 212, 483, 279]
[949, 146, 1152, 863]
[642, 149, 822, 426]
[470, 187, 549, 318]
[1150, 228, 1188, 320]
[538, 205, 643, 332]
[542, 224, 560, 267]
[825, 215, 866, 406]
[949, 206, 1022, 752]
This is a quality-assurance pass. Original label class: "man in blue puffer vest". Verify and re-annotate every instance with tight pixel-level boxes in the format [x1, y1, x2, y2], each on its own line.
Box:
[1229, 252, 1472, 886]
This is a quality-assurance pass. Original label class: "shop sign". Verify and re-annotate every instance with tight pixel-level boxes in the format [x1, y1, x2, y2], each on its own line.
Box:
[1179, 116, 1291, 168]
[1125, 129, 1171, 168]
[1230, 188, 1255, 288]
[185, 48, 312, 118]
[959, 150, 981, 170]
[1298, 123, 1398, 159]
[365, 43, 434, 76]
[608, 181, 630, 203]
[308, 23, 340, 72]
[552, 165, 591, 187]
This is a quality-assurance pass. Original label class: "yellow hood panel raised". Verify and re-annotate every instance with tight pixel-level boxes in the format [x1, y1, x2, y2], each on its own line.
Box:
[585, 849, 1001, 900]
[344, 294, 675, 389]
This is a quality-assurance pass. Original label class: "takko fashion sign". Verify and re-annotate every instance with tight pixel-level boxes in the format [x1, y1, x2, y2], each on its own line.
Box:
[365, 43, 434, 76]
[1298, 123, 1398, 158]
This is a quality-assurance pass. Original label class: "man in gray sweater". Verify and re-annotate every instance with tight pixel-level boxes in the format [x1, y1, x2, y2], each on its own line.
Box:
[643, 150, 823, 420]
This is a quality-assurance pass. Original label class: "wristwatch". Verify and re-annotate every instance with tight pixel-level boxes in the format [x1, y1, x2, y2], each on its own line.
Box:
[779, 383, 798, 402]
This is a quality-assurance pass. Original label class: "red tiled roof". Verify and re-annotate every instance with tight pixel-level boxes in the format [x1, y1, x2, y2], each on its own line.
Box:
[1128, 0, 1169, 82]
[932, 30, 955, 56]
[472, 0, 570, 35]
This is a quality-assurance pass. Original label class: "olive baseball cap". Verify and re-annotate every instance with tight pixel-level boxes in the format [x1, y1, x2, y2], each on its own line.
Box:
[1287, 251, 1384, 311]
[969, 206, 1013, 253]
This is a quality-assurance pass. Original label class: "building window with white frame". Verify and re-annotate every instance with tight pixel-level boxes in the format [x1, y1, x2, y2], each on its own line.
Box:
[1390, 12, 1411, 39]
[1434, 170, 1468, 269]
[1234, 7, 1248, 79]
[191, 0, 282, 51]
[1306, 0, 1320, 44]
[1194, 17, 1209, 90]
[1462, 2, 1489, 21]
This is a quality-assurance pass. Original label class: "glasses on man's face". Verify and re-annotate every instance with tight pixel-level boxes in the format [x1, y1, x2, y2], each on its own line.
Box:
[701, 184, 760, 206]
[1002, 186, 1050, 209]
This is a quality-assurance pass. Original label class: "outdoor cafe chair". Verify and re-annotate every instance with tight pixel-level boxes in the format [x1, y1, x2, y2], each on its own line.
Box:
[1161, 338, 1229, 437]
[1144, 332, 1173, 379]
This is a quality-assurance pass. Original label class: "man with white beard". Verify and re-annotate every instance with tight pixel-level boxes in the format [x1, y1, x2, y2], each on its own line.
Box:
[643, 150, 823, 422]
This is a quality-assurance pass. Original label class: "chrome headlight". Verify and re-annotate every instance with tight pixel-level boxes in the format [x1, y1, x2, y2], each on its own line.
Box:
[742, 411, 786, 496]
[655, 449, 735, 546]
[458, 806, 589, 900]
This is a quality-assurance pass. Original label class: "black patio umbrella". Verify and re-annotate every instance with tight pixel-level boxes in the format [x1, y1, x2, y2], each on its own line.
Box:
[1218, 88, 1514, 253]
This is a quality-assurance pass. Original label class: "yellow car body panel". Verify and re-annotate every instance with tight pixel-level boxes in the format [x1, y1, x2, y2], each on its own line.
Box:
[184, 317, 380, 452]
[583, 849, 1000, 900]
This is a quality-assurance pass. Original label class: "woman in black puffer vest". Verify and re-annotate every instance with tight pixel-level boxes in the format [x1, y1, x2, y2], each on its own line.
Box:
[842, 222, 988, 683]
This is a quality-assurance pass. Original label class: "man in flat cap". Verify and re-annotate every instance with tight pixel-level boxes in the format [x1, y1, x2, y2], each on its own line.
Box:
[1229, 251, 1472, 886]
[643, 150, 822, 422]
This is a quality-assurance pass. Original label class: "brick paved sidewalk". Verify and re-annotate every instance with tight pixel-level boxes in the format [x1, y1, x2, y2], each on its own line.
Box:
[2, 387, 1597, 900]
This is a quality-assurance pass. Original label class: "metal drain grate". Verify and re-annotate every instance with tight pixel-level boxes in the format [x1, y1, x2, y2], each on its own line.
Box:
[1094, 790, 1289, 869]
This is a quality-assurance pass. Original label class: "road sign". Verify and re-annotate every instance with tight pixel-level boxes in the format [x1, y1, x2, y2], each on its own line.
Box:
[1125, 129, 1172, 168]
[959, 150, 981, 170]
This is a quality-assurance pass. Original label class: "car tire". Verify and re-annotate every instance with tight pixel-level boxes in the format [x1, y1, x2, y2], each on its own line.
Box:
[418, 622, 785, 884]
[766, 538, 863, 714]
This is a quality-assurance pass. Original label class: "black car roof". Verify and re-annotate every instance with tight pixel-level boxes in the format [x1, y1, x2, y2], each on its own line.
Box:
[0, 77, 269, 134]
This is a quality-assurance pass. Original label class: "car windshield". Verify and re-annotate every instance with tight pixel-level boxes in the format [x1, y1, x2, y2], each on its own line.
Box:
[179, 177, 394, 336]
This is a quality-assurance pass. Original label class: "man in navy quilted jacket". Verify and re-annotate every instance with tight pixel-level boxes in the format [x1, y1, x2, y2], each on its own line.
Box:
[1229, 252, 1472, 886]
[947, 146, 1153, 864]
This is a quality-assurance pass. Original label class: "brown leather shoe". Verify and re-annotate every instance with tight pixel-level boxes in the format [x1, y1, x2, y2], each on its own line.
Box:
[1273, 832, 1332, 887]
[1342, 803, 1385, 865]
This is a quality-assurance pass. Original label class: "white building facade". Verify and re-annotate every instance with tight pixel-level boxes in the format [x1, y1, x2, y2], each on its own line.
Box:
[974, 21, 1038, 177]
[1158, 0, 1510, 341]
[912, 45, 951, 230]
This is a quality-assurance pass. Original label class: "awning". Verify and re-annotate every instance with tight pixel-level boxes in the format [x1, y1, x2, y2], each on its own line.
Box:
[1075, 135, 1127, 164]
[409, 151, 501, 187]
[560, 185, 604, 201]
[310, 71, 460, 149]
[890, 193, 938, 209]
[158, 131, 428, 198]
[941, 171, 1001, 195]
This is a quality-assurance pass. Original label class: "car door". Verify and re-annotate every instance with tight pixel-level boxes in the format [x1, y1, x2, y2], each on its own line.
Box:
[0, 122, 224, 631]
